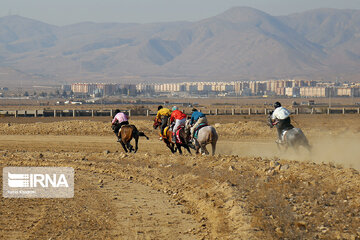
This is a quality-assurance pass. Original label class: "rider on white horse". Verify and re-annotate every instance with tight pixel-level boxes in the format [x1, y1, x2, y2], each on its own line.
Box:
[271, 102, 294, 144]
[190, 108, 207, 143]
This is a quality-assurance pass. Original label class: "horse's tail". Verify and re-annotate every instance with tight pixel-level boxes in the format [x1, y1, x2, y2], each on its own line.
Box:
[299, 129, 312, 152]
[139, 131, 149, 140]
[129, 125, 149, 140]
[292, 128, 312, 152]
[210, 127, 218, 156]
[208, 127, 218, 143]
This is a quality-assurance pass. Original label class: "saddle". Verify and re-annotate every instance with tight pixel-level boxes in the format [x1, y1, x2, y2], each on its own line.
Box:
[117, 124, 129, 137]
[175, 125, 185, 144]
[163, 126, 170, 136]
[194, 123, 208, 139]
[161, 126, 183, 144]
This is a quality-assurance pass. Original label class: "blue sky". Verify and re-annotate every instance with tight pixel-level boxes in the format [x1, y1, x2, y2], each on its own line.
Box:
[2, 0, 360, 26]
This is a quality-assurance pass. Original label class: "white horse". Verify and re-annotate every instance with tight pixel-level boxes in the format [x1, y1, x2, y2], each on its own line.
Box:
[267, 113, 311, 152]
[185, 119, 218, 156]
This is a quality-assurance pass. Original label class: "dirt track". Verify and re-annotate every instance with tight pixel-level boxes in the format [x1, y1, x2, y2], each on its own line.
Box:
[1, 115, 360, 239]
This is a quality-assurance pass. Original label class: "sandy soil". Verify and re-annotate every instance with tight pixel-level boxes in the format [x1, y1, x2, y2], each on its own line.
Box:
[0, 115, 359, 239]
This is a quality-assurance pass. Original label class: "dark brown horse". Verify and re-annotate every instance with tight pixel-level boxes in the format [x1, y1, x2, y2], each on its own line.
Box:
[118, 125, 149, 153]
[153, 117, 192, 155]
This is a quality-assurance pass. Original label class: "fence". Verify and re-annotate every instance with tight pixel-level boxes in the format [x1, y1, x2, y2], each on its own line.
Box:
[0, 107, 359, 118]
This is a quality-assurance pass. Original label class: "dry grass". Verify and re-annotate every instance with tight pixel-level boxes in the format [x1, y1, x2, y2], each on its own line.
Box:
[246, 162, 360, 239]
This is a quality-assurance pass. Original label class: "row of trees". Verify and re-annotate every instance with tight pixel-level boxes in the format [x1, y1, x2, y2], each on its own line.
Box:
[23, 90, 74, 98]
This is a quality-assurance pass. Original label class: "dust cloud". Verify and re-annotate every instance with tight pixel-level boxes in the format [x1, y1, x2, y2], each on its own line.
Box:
[309, 133, 360, 170]
[216, 133, 360, 170]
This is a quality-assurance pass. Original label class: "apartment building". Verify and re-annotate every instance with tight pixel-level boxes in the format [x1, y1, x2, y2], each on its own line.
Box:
[72, 79, 360, 98]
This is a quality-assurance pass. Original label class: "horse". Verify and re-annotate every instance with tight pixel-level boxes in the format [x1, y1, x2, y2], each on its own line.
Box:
[153, 117, 192, 155]
[267, 113, 311, 152]
[185, 119, 218, 156]
[117, 125, 149, 153]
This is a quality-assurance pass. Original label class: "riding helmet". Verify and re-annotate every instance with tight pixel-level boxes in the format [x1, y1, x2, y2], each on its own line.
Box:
[274, 102, 281, 108]
[172, 106, 178, 111]
[158, 105, 163, 111]
[192, 108, 197, 112]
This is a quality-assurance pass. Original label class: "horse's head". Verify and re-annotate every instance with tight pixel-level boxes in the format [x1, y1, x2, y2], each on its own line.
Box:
[153, 117, 161, 129]
[185, 119, 192, 128]
[267, 110, 274, 128]
[184, 119, 192, 135]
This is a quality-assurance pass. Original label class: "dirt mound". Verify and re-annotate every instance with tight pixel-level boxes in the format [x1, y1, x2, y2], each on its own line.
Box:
[0, 120, 152, 136]
[213, 120, 273, 139]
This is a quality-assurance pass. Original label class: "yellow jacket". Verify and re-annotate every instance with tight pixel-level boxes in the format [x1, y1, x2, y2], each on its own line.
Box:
[156, 108, 171, 118]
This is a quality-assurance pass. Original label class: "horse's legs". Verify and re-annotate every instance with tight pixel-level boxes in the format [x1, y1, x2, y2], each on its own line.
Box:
[293, 145, 299, 154]
[302, 137, 312, 153]
[201, 143, 209, 155]
[119, 140, 128, 153]
[171, 143, 176, 153]
[176, 143, 183, 155]
[211, 141, 216, 156]
[195, 148, 200, 154]
[134, 136, 139, 153]
[277, 142, 288, 153]
[126, 142, 133, 152]
[184, 144, 192, 154]
[178, 132, 191, 154]
[283, 144, 289, 152]
[194, 140, 200, 154]
[166, 142, 175, 154]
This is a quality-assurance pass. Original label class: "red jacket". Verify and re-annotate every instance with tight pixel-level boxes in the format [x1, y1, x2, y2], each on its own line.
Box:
[170, 110, 186, 123]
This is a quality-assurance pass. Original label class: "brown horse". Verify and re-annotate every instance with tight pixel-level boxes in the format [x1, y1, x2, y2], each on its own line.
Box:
[118, 125, 149, 153]
[153, 117, 192, 154]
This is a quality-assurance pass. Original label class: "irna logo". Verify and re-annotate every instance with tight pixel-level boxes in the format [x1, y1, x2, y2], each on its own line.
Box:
[8, 172, 69, 188]
[3, 167, 74, 198]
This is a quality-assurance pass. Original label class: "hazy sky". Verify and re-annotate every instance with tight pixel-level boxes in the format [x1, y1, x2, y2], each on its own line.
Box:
[2, 0, 360, 26]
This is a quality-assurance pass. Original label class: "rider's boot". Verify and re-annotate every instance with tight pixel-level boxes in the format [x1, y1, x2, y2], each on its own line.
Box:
[172, 135, 176, 143]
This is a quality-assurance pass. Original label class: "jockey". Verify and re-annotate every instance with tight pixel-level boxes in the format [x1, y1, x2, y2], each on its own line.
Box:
[169, 106, 187, 142]
[190, 108, 207, 141]
[156, 105, 172, 140]
[271, 102, 294, 143]
[111, 109, 129, 141]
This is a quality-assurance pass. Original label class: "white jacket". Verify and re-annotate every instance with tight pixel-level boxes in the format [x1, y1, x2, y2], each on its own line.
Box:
[271, 107, 291, 120]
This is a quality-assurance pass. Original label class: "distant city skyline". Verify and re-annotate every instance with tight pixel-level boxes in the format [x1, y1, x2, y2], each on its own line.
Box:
[1, 0, 360, 26]
[69, 79, 360, 98]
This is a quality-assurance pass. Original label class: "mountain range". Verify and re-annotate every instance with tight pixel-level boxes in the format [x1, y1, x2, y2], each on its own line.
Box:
[1, 7, 360, 86]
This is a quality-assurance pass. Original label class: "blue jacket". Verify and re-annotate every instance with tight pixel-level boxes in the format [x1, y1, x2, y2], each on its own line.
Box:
[190, 111, 206, 125]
